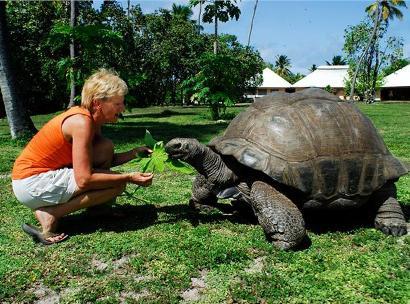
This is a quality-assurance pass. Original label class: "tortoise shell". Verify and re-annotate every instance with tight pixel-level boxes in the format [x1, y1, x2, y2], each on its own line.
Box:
[209, 88, 407, 200]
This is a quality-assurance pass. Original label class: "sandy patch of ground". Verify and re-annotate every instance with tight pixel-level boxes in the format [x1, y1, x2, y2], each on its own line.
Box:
[181, 269, 208, 302]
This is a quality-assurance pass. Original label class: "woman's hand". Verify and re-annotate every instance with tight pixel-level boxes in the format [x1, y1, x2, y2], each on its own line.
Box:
[128, 172, 153, 186]
[112, 146, 153, 167]
[133, 146, 153, 158]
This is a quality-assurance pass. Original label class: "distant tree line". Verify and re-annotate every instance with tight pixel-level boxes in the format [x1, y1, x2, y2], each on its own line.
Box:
[345, 0, 407, 103]
[0, 0, 263, 119]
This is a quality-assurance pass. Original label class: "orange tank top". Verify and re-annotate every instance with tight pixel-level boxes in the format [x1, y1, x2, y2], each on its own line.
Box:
[12, 106, 92, 180]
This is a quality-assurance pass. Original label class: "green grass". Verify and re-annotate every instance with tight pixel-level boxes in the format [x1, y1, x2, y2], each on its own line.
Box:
[0, 104, 409, 303]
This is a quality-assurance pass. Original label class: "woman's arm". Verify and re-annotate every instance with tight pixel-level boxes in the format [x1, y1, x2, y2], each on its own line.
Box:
[112, 146, 152, 167]
[64, 115, 152, 190]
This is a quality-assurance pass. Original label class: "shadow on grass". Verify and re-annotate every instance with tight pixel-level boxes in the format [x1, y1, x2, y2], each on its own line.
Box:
[58, 199, 409, 244]
[123, 109, 198, 119]
[58, 202, 254, 237]
[59, 204, 158, 236]
[303, 209, 375, 234]
[156, 202, 256, 227]
[169, 200, 410, 236]
[102, 121, 229, 146]
[304, 201, 409, 234]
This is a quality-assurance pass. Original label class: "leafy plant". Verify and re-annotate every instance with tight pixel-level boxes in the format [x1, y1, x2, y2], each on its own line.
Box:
[343, 16, 405, 103]
[136, 130, 194, 174]
[324, 85, 334, 94]
[182, 49, 263, 120]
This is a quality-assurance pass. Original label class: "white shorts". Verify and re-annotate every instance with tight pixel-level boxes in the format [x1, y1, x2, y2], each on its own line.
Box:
[12, 168, 79, 209]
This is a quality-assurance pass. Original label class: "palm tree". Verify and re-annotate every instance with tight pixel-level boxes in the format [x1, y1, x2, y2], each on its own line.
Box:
[67, 0, 76, 108]
[349, 0, 407, 101]
[191, 0, 240, 54]
[172, 4, 193, 21]
[309, 64, 317, 72]
[189, 0, 204, 33]
[366, 0, 406, 23]
[274, 55, 291, 78]
[197, 0, 203, 33]
[0, 2, 36, 138]
[247, 0, 258, 47]
[326, 55, 346, 65]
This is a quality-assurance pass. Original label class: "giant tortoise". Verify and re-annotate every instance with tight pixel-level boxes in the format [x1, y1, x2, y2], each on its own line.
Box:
[165, 88, 408, 250]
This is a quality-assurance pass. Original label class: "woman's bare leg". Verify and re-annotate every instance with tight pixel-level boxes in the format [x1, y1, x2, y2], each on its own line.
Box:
[33, 135, 122, 241]
[86, 135, 121, 214]
[92, 134, 114, 169]
[35, 183, 126, 239]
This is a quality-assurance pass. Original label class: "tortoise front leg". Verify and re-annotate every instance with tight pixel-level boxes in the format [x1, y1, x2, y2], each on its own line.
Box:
[250, 181, 306, 250]
[189, 174, 218, 211]
[374, 183, 407, 236]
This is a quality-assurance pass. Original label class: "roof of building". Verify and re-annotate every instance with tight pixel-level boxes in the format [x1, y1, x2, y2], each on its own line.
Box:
[259, 67, 291, 88]
[292, 65, 349, 88]
[382, 64, 410, 88]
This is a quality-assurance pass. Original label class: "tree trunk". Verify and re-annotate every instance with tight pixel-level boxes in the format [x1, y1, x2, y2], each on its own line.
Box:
[370, 43, 380, 103]
[349, 0, 380, 102]
[197, 0, 202, 33]
[67, 0, 76, 108]
[213, 12, 218, 54]
[171, 77, 176, 105]
[210, 103, 220, 120]
[247, 0, 258, 47]
[0, 2, 36, 138]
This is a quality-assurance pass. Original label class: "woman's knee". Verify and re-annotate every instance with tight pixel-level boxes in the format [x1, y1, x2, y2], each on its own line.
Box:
[93, 136, 114, 169]
[114, 183, 126, 196]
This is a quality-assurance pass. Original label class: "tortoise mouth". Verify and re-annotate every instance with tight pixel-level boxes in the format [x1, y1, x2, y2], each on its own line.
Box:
[167, 152, 186, 160]
[165, 144, 182, 159]
[165, 147, 189, 160]
[165, 138, 201, 162]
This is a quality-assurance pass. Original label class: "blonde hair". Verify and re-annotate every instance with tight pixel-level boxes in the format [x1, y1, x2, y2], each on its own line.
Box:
[81, 68, 128, 111]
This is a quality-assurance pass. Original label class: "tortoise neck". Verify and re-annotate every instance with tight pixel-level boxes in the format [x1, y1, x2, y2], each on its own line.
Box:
[190, 146, 238, 187]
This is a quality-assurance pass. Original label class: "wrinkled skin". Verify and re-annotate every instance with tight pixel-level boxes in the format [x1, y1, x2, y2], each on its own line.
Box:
[166, 138, 306, 250]
[165, 138, 407, 250]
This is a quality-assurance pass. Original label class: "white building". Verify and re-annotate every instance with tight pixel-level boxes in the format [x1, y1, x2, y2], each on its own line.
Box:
[292, 65, 349, 99]
[381, 64, 410, 101]
[247, 67, 291, 100]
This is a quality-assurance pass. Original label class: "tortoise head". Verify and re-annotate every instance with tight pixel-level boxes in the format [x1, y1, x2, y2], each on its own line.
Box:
[165, 138, 206, 163]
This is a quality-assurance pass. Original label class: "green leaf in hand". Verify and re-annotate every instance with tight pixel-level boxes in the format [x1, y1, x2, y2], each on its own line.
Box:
[144, 147, 168, 173]
[154, 141, 164, 150]
[144, 129, 157, 148]
[136, 130, 194, 174]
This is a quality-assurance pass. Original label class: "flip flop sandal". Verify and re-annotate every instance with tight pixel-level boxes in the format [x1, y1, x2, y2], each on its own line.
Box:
[21, 223, 68, 245]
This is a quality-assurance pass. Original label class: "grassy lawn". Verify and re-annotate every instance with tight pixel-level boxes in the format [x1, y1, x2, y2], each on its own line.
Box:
[0, 103, 409, 303]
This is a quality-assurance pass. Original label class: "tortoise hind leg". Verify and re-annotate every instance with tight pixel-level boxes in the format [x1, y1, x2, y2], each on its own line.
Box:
[250, 181, 306, 250]
[374, 183, 407, 236]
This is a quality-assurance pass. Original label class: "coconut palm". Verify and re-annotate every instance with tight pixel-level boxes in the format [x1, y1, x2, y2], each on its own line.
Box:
[190, 0, 240, 54]
[0, 2, 36, 138]
[349, 0, 407, 101]
[172, 4, 193, 21]
[247, 0, 258, 47]
[197, 0, 203, 33]
[67, 0, 76, 108]
[366, 0, 406, 23]
[274, 55, 291, 77]
[309, 64, 317, 72]
[326, 55, 346, 65]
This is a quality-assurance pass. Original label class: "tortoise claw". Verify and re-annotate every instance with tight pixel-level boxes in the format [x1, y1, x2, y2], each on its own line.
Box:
[375, 219, 407, 236]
